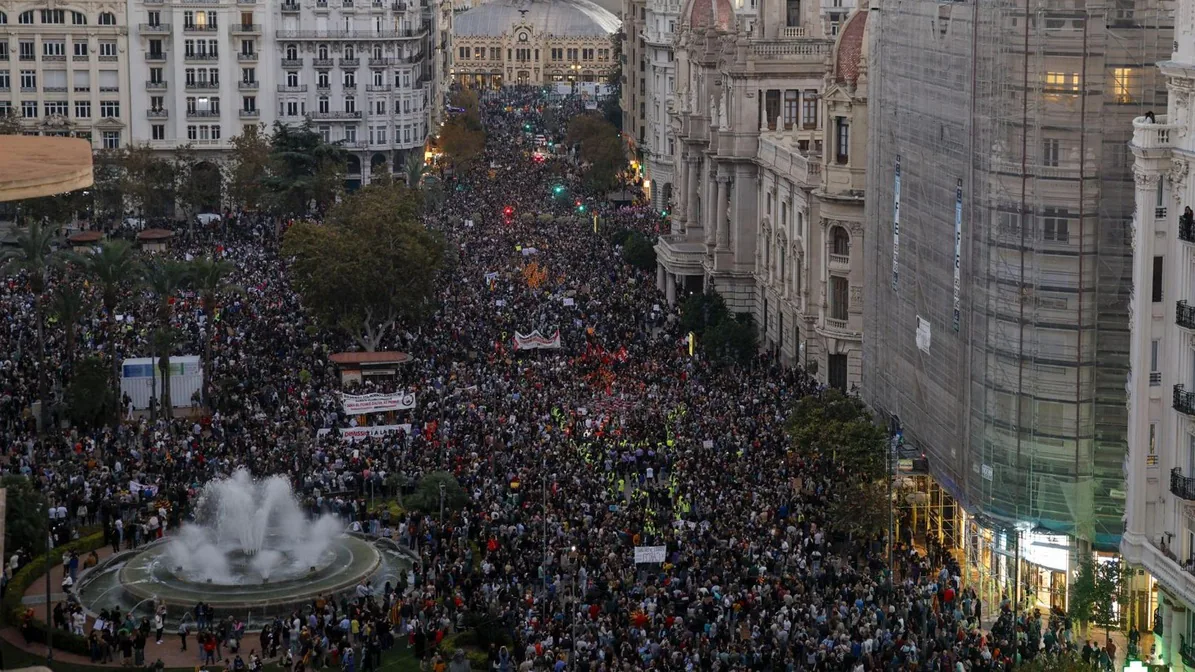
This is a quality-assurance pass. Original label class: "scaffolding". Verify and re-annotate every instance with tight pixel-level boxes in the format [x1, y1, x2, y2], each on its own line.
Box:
[863, 0, 1172, 587]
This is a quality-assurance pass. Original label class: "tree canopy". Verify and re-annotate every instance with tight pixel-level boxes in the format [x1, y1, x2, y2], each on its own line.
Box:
[282, 183, 450, 351]
[1070, 556, 1133, 643]
[405, 471, 469, 516]
[3, 475, 48, 556]
[566, 114, 626, 193]
[228, 123, 273, 211]
[263, 121, 347, 217]
[439, 90, 487, 174]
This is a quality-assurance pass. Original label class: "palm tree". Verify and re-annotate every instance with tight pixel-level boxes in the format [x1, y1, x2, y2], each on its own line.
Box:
[48, 281, 90, 374]
[404, 152, 428, 189]
[0, 222, 60, 430]
[141, 259, 192, 418]
[66, 239, 141, 388]
[189, 256, 241, 409]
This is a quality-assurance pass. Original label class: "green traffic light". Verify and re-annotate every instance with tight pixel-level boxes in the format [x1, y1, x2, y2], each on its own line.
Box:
[553, 185, 564, 195]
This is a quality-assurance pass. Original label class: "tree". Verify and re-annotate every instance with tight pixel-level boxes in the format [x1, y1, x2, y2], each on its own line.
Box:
[679, 291, 729, 338]
[603, 30, 625, 131]
[405, 471, 468, 517]
[566, 114, 626, 193]
[439, 116, 486, 175]
[701, 312, 757, 365]
[48, 280, 89, 372]
[404, 152, 429, 189]
[173, 145, 223, 222]
[283, 183, 449, 351]
[263, 121, 347, 218]
[1, 222, 60, 429]
[0, 113, 24, 135]
[141, 259, 192, 416]
[2, 475, 49, 557]
[228, 123, 273, 211]
[91, 150, 125, 221]
[786, 390, 886, 483]
[1071, 557, 1134, 644]
[67, 239, 141, 403]
[117, 144, 176, 221]
[826, 480, 889, 540]
[65, 356, 118, 431]
[189, 256, 240, 408]
[621, 231, 657, 272]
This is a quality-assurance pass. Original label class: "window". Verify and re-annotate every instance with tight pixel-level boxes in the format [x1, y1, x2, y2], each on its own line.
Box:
[44, 101, 68, 116]
[152, 124, 165, 140]
[1045, 71, 1079, 92]
[19, 10, 33, 24]
[318, 71, 329, 87]
[830, 226, 849, 256]
[20, 41, 34, 61]
[287, 71, 299, 86]
[75, 100, 91, 117]
[20, 71, 36, 89]
[582, 48, 594, 60]
[0, 72, 8, 90]
[373, 70, 383, 86]
[186, 69, 197, 85]
[149, 67, 163, 84]
[372, 45, 382, 60]
[345, 126, 356, 143]
[835, 118, 849, 164]
[102, 131, 120, 148]
[344, 72, 356, 87]
[211, 125, 221, 141]
[98, 12, 116, 25]
[319, 44, 329, 59]
[1151, 339, 1161, 386]
[285, 101, 298, 116]
[242, 68, 256, 84]
[1111, 66, 1139, 103]
[185, 40, 196, 57]
[1152, 256, 1163, 303]
[802, 90, 817, 128]
[319, 125, 330, 142]
[783, 90, 798, 129]
[188, 125, 198, 140]
[0, 102, 10, 118]
[286, 44, 298, 60]
[344, 45, 355, 59]
[551, 48, 562, 61]
[1042, 208, 1070, 243]
[146, 11, 160, 26]
[99, 42, 117, 58]
[71, 42, 88, 59]
[319, 96, 329, 113]
[345, 96, 356, 113]
[1042, 139, 1060, 167]
[786, 0, 800, 26]
[44, 41, 66, 57]
[829, 276, 848, 320]
[41, 9, 65, 23]
[100, 101, 120, 117]
[490, 47, 500, 60]
[375, 99, 385, 114]
[149, 39, 163, 57]
[22, 100, 37, 117]
[150, 96, 164, 110]
[243, 95, 256, 111]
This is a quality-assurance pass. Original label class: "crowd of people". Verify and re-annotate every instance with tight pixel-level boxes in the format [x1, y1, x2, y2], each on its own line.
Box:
[0, 88, 1109, 671]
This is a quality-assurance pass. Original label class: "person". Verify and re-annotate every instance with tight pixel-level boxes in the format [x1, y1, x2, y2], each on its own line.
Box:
[1145, 110, 1157, 123]
[154, 609, 165, 643]
[178, 619, 189, 652]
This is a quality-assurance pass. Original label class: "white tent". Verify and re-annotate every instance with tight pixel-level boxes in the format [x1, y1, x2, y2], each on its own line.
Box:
[120, 356, 203, 410]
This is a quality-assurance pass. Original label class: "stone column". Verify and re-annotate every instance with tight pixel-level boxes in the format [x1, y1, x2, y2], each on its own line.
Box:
[666, 273, 677, 305]
[686, 156, 701, 235]
[1162, 597, 1175, 668]
[704, 171, 717, 248]
[715, 175, 730, 251]
[657, 262, 666, 291]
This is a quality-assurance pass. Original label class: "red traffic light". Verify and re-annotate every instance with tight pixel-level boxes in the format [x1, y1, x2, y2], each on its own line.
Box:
[503, 206, 514, 217]
[574, 200, 582, 207]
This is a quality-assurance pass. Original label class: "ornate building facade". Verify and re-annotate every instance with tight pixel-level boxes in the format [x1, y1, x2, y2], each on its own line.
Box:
[449, 0, 619, 88]
[0, 0, 133, 150]
[654, 0, 866, 390]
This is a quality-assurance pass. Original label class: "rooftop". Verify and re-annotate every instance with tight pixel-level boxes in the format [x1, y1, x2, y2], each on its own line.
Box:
[453, 0, 620, 38]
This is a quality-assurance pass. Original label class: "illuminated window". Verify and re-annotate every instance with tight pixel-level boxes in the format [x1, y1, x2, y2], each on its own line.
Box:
[1112, 67, 1138, 103]
[1044, 71, 1080, 92]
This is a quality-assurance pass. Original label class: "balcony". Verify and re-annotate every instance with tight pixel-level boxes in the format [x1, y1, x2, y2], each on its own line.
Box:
[139, 23, 171, 32]
[780, 26, 807, 37]
[184, 53, 220, 62]
[282, 2, 301, 10]
[229, 24, 262, 35]
[281, 58, 304, 67]
[828, 253, 849, 270]
[340, 58, 360, 67]
[1179, 301, 1195, 330]
[237, 52, 259, 62]
[1182, 216, 1195, 244]
[239, 109, 260, 119]
[146, 52, 168, 61]
[1173, 468, 1195, 501]
[316, 0, 329, 7]
[186, 110, 222, 119]
[42, 54, 67, 62]
[73, 86, 90, 93]
[1132, 114, 1178, 151]
[274, 29, 425, 39]
[186, 81, 221, 91]
[145, 80, 168, 89]
[98, 55, 119, 62]
[278, 85, 308, 92]
[183, 23, 219, 32]
[146, 109, 169, 118]
[1175, 384, 1195, 416]
[310, 110, 362, 120]
[366, 84, 392, 92]
[238, 80, 259, 90]
[392, 2, 407, 8]
[313, 58, 334, 67]
[749, 40, 831, 63]
[73, 55, 89, 62]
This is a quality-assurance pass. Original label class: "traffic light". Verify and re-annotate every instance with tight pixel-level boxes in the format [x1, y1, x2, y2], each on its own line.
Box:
[524, 124, 531, 131]
[575, 200, 586, 213]
[553, 185, 565, 196]
[503, 206, 514, 218]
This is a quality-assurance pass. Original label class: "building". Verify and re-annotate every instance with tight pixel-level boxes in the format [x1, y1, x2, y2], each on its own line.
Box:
[0, 1, 133, 150]
[450, 0, 620, 88]
[126, 0, 434, 186]
[639, 0, 679, 209]
[862, 0, 1171, 611]
[655, 0, 869, 390]
[621, 0, 644, 154]
[1124, 0, 1195, 662]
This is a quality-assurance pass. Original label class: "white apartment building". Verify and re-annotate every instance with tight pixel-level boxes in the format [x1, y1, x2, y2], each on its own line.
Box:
[127, 0, 433, 185]
[640, 0, 678, 211]
[0, 1, 133, 150]
[1123, 0, 1195, 664]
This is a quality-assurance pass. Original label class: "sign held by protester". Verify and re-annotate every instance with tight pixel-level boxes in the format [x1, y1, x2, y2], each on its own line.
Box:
[316, 424, 413, 442]
[513, 329, 562, 350]
[340, 392, 416, 414]
[634, 546, 667, 564]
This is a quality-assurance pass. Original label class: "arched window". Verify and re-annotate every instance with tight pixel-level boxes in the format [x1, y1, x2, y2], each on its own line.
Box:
[344, 44, 355, 59]
[830, 226, 849, 256]
[372, 44, 382, 59]
[72, 11, 87, 24]
[286, 43, 298, 60]
[0, 11, 7, 23]
[98, 11, 116, 24]
[19, 10, 34, 24]
[319, 44, 329, 59]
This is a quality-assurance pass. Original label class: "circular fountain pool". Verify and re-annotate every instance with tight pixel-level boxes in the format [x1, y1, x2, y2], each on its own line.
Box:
[75, 470, 412, 626]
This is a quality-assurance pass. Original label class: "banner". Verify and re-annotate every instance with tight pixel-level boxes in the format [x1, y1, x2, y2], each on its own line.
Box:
[316, 424, 413, 442]
[953, 178, 963, 332]
[513, 329, 562, 350]
[634, 546, 667, 564]
[340, 392, 416, 414]
[892, 155, 902, 291]
[129, 481, 159, 497]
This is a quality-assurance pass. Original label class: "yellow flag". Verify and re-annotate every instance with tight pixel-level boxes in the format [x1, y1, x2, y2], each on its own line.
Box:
[688, 332, 696, 356]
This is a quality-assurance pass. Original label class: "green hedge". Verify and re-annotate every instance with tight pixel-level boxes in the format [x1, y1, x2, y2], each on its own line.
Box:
[3, 531, 105, 656]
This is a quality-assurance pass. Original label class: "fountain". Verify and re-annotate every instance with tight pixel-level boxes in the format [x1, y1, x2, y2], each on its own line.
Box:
[76, 469, 412, 625]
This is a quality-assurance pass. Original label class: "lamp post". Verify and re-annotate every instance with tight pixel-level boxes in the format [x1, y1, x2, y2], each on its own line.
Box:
[570, 545, 579, 669]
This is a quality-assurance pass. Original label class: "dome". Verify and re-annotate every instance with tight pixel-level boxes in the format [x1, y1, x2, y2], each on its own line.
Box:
[833, 8, 868, 85]
[453, 0, 621, 38]
[680, 0, 734, 32]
